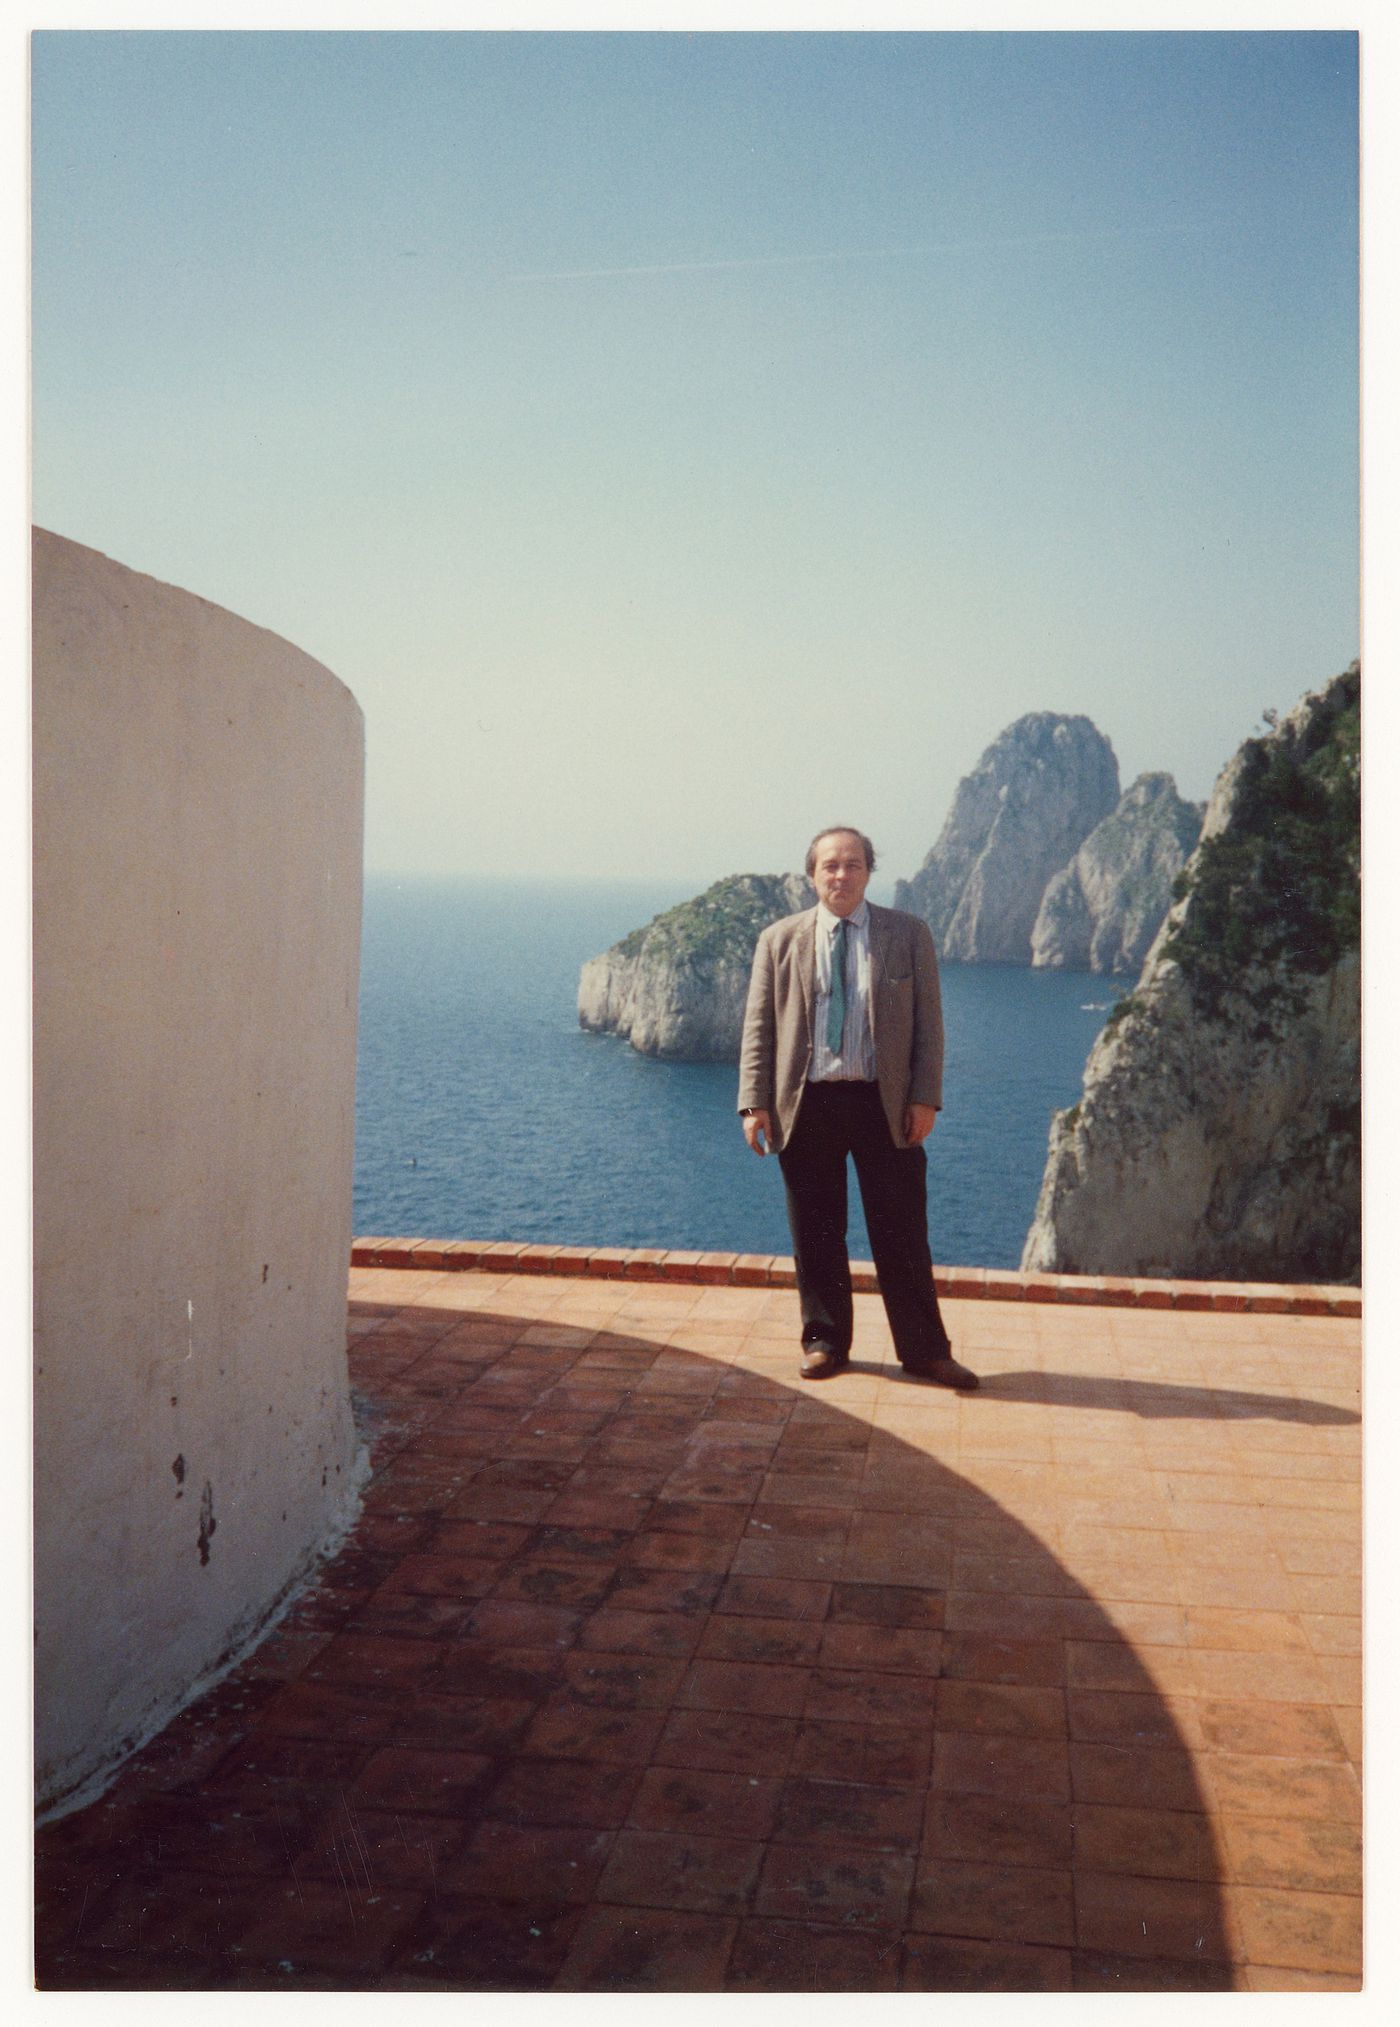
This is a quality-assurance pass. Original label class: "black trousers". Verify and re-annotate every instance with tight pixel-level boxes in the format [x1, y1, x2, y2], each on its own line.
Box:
[777, 1080, 952, 1364]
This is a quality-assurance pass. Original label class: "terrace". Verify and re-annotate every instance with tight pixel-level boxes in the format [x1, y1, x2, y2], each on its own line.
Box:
[37, 1251, 1362, 1992]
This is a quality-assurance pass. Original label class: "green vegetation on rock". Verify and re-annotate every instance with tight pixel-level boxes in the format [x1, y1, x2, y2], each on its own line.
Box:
[1161, 670, 1359, 1041]
[616, 874, 809, 969]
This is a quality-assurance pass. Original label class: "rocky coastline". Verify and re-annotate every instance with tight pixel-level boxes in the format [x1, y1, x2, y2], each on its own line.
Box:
[577, 871, 814, 1060]
[577, 671, 1361, 1285]
[1021, 664, 1360, 1283]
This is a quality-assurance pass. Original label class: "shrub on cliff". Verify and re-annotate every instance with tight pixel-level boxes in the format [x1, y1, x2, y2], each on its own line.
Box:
[1161, 671, 1359, 1042]
[616, 873, 811, 968]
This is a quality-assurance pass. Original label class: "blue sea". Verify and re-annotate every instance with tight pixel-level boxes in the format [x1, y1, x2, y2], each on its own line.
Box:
[353, 876, 1115, 1270]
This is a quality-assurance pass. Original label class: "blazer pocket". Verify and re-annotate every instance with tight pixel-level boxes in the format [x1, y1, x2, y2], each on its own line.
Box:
[883, 970, 913, 986]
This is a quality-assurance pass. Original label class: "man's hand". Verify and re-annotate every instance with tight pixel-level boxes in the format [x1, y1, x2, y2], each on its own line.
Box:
[742, 1109, 773, 1156]
[903, 1103, 937, 1147]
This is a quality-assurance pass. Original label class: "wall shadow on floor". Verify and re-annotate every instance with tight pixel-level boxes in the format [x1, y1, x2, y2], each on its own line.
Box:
[36, 1291, 1241, 1993]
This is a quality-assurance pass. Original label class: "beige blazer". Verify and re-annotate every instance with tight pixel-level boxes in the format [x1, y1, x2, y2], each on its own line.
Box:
[738, 903, 945, 1154]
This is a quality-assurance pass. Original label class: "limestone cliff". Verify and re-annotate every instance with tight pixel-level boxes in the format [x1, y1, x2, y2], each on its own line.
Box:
[1021, 664, 1360, 1283]
[894, 713, 1120, 962]
[1031, 773, 1205, 976]
[578, 872, 814, 1061]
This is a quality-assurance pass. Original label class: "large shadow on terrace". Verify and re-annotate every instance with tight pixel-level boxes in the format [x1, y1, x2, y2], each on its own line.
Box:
[36, 1288, 1284, 1992]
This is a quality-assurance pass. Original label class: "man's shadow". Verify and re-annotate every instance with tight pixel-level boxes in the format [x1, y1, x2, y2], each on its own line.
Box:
[860, 1363, 1359, 1427]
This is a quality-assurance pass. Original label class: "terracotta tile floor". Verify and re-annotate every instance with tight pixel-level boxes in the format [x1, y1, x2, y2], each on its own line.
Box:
[36, 1267, 1362, 1991]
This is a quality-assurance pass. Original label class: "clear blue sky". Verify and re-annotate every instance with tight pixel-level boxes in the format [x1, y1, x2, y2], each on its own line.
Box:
[31, 29, 1358, 887]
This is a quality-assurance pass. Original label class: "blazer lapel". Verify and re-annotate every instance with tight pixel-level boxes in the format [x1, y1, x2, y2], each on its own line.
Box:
[866, 904, 888, 1050]
[795, 908, 817, 1045]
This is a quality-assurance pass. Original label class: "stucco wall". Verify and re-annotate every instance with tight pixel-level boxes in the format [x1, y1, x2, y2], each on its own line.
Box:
[33, 528, 366, 1814]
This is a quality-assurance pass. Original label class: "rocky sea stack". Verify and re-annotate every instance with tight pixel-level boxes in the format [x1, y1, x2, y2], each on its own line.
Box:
[578, 871, 814, 1060]
[1031, 772, 1205, 976]
[1021, 663, 1360, 1283]
[894, 712, 1120, 963]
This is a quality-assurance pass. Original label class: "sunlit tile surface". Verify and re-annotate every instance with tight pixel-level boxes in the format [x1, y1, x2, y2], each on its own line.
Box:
[36, 1266, 1361, 1991]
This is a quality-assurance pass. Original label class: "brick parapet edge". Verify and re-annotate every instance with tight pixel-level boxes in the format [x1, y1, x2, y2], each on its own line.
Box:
[349, 1238, 1360, 1319]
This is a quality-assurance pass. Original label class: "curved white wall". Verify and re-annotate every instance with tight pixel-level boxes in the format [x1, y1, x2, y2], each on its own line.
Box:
[33, 529, 366, 1813]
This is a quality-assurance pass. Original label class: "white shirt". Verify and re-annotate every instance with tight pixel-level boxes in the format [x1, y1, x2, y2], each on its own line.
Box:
[809, 899, 877, 1082]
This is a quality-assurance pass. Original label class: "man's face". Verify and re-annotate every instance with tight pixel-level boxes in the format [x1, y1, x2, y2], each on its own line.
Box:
[810, 832, 871, 918]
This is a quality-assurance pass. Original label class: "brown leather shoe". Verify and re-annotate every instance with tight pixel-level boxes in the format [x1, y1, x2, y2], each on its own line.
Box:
[800, 1346, 849, 1380]
[902, 1353, 979, 1390]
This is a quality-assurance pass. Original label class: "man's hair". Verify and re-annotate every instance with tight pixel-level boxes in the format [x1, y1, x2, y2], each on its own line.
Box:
[805, 827, 878, 877]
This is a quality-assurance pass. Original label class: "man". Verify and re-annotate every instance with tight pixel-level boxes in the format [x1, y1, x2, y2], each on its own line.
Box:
[738, 826, 978, 1389]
